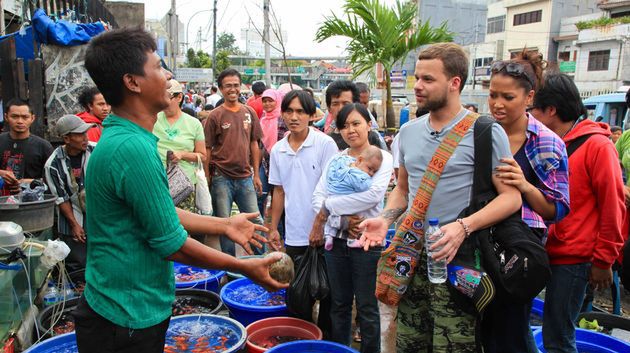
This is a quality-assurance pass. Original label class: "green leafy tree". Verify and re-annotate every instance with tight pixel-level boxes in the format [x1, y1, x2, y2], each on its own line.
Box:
[316, 0, 452, 128]
[214, 51, 231, 74]
[216, 32, 239, 54]
[186, 48, 212, 68]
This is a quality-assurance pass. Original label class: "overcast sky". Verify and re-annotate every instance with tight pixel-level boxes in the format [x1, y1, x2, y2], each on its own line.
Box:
[116, 0, 397, 57]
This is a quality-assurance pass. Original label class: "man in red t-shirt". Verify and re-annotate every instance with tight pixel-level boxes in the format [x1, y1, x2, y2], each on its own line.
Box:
[205, 69, 264, 256]
[246, 81, 266, 120]
[76, 87, 111, 142]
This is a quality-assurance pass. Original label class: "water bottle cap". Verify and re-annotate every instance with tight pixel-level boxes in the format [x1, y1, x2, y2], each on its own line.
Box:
[428, 218, 439, 226]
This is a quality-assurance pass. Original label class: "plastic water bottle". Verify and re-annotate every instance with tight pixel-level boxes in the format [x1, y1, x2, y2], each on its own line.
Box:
[63, 281, 76, 299]
[43, 282, 60, 307]
[425, 218, 447, 283]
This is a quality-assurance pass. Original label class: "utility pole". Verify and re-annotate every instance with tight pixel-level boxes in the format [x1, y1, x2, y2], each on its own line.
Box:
[472, 17, 479, 90]
[0, 0, 5, 36]
[263, 0, 272, 86]
[169, 0, 177, 70]
[212, 0, 218, 82]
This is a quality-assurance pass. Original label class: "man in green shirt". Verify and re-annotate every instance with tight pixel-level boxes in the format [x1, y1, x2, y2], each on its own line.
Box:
[74, 27, 286, 353]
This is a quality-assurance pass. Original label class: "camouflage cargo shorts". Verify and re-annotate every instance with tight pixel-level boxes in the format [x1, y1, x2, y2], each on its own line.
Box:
[396, 249, 478, 353]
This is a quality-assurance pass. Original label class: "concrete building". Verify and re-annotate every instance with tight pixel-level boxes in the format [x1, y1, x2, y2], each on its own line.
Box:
[145, 14, 185, 69]
[103, 1, 144, 28]
[502, 0, 597, 62]
[240, 22, 287, 57]
[556, 0, 630, 96]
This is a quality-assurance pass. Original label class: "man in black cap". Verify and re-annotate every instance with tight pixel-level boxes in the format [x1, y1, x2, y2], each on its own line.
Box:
[44, 114, 96, 270]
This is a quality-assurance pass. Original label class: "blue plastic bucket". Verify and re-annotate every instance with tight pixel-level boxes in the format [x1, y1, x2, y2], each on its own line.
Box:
[174, 262, 225, 293]
[166, 314, 246, 353]
[533, 327, 630, 353]
[220, 277, 287, 326]
[266, 340, 359, 353]
[226, 255, 264, 280]
[23, 332, 77, 353]
[531, 297, 544, 318]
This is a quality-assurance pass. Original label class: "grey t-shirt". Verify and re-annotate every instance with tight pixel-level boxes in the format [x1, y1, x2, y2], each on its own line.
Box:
[399, 110, 511, 229]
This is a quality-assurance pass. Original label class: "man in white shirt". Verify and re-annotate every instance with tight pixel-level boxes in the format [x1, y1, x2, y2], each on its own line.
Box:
[206, 86, 222, 107]
[268, 90, 338, 339]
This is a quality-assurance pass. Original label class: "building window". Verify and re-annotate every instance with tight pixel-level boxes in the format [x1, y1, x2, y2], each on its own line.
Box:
[558, 51, 570, 61]
[587, 50, 610, 71]
[513, 10, 542, 26]
[473, 57, 493, 68]
[487, 15, 505, 34]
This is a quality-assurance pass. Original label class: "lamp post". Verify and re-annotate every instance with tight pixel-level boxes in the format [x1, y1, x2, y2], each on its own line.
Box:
[186, 10, 213, 51]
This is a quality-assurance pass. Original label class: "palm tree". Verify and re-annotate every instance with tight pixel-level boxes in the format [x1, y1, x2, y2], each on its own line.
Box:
[316, 0, 453, 128]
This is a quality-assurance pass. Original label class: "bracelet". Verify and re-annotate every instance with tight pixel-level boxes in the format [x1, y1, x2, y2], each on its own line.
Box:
[456, 218, 471, 238]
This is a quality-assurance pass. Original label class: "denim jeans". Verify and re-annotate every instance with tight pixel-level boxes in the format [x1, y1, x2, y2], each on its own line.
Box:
[543, 263, 591, 353]
[325, 238, 382, 353]
[210, 173, 264, 256]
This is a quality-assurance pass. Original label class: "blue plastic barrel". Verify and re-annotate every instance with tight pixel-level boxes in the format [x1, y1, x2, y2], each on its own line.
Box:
[166, 314, 246, 353]
[174, 262, 225, 293]
[220, 277, 288, 326]
[267, 340, 359, 353]
[531, 297, 544, 318]
[22, 332, 77, 353]
[533, 327, 630, 353]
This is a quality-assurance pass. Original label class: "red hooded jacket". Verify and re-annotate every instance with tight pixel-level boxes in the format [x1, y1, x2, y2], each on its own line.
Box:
[547, 119, 626, 269]
[76, 111, 103, 142]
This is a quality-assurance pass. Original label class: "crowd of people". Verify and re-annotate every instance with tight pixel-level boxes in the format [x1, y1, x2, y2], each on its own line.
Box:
[0, 26, 628, 353]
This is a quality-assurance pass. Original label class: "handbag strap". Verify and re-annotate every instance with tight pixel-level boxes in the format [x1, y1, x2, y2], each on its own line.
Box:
[396, 111, 479, 244]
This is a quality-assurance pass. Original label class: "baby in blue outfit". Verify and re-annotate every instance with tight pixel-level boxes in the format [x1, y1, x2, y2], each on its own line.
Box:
[324, 145, 383, 250]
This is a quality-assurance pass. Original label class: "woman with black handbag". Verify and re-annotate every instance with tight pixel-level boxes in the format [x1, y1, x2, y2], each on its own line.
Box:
[483, 50, 570, 352]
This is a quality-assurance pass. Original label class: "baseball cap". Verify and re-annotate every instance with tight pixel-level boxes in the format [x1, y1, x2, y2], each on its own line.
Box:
[56, 114, 95, 136]
[167, 79, 183, 95]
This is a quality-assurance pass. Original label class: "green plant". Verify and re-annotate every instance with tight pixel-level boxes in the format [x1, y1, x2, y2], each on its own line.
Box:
[575, 16, 630, 30]
[316, 0, 452, 128]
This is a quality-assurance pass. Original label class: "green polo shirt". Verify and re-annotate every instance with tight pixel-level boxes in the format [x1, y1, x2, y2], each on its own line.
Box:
[84, 114, 188, 329]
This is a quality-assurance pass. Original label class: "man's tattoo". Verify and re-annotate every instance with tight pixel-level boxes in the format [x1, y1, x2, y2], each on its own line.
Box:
[381, 208, 405, 223]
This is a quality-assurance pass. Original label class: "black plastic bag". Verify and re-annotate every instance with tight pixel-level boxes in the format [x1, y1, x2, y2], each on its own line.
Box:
[287, 246, 330, 319]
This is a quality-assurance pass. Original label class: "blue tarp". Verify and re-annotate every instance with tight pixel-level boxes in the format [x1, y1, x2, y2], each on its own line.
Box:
[32, 8, 105, 46]
[0, 26, 35, 62]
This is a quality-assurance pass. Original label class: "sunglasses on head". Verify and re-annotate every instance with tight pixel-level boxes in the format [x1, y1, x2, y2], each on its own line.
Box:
[491, 61, 535, 89]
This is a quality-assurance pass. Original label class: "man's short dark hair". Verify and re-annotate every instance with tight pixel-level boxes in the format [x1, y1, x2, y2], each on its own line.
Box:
[78, 86, 101, 110]
[611, 126, 622, 133]
[418, 43, 469, 93]
[533, 74, 587, 123]
[281, 90, 317, 116]
[84, 27, 157, 107]
[4, 98, 32, 114]
[217, 68, 241, 88]
[251, 81, 267, 95]
[326, 80, 359, 107]
[355, 82, 370, 94]
[211, 86, 218, 93]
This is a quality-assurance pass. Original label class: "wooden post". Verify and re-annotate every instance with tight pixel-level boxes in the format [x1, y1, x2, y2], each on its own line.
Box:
[15, 58, 28, 100]
[29, 59, 46, 137]
[0, 36, 18, 101]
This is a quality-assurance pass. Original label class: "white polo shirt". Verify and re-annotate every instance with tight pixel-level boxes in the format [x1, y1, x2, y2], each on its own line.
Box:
[268, 129, 338, 247]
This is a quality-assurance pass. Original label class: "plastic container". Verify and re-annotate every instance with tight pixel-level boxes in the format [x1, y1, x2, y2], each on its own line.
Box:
[22, 332, 77, 353]
[266, 340, 360, 353]
[173, 262, 225, 293]
[0, 222, 25, 255]
[166, 314, 246, 353]
[42, 282, 60, 307]
[246, 317, 323, 352]
[533, 327, 630, 353]
[226, 255, 264, 281]
[173, 288, 224, 316]
[37, 297, 79, 338]
[0, 194, 56, 232]
[220, 277, 288, 326]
